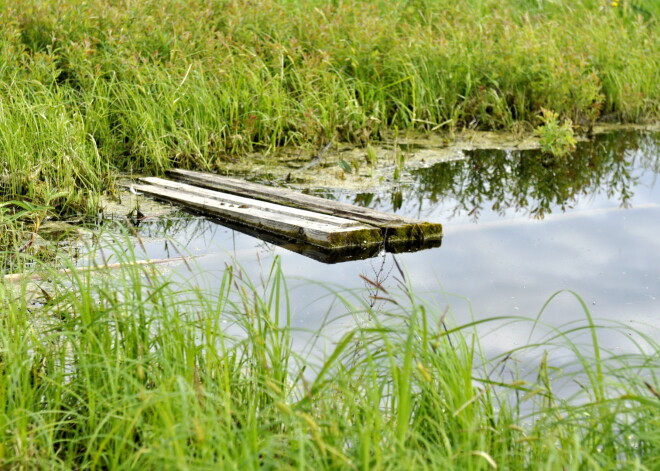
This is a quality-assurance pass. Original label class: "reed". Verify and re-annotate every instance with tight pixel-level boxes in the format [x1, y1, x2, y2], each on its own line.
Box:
[0, 0, 658, 215]
[0, 231, 657, 469]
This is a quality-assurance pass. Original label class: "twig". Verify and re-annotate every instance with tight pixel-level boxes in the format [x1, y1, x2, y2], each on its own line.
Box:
[297, 141, 333, 173]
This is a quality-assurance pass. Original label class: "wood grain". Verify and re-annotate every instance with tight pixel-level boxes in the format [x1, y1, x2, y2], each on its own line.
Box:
[167, 168, 442, 242]
[133, 182, 383, 249]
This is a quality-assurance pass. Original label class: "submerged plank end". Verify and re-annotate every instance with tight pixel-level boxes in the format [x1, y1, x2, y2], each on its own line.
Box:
[382, 222, 443, 243]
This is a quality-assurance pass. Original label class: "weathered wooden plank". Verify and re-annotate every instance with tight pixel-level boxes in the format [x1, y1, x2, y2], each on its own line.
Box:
[167, 168, 443, 243]
[132, 183, 383, 249]
[139, 177, 360, 227]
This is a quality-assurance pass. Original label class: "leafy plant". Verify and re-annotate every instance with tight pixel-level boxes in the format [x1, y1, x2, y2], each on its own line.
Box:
[536, 108, 577, 158]
[365, 144, 378, 176]
[393, 146, 407, 180]
[337, 158, 353, 174]
[1, 0, 658, 216]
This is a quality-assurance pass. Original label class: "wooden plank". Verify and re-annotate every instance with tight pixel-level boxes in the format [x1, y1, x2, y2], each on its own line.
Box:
[139, 177, 360, 227]
[167, 168, 442, 243]
[132, 183, 383, 249]
[166, 168, 422, 226]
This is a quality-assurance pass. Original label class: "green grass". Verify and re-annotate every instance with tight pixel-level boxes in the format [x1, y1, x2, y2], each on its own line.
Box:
[1, 3, 657, 466]
[0, 234, 658, 469]
[0, 0, 658, 215]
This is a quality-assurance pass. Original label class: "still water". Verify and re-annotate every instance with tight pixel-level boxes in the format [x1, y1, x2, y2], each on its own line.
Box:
[120, 131, 660, 362]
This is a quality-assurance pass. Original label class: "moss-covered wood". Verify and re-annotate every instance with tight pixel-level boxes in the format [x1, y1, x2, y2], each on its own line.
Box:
[167, 169, 443, 243]
[133, 180, 383, 249]
[135, 173, 442, 254]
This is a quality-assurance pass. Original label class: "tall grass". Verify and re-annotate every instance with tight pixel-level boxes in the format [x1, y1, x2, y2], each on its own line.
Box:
[0, 0, 658, 214]
[0, 233, 658, 469]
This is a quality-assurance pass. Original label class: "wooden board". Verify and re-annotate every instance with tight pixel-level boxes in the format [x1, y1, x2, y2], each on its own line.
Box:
[140, 177, 362, 227]
[167, 168, 443, 243]
[132, 180, 383, 249]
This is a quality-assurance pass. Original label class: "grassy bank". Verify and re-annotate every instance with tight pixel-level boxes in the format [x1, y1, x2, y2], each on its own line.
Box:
[0, 238, 658, 469]
[0, 0, 658, 215]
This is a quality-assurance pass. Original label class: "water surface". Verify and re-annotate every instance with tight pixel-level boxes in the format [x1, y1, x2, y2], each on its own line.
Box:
[118, 131, 660, 362]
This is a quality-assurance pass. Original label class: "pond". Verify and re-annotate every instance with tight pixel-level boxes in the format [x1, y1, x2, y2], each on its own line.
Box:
[101, 130, 660, 367]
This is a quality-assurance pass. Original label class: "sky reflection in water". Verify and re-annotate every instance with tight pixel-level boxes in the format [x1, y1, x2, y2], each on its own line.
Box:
[130, 131, 660, 360]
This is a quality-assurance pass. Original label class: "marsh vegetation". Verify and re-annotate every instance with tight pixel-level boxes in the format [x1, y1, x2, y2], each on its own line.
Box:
[1, 0, 659, 214]
[1, 243, 659, 469]
[1, 1, 659, 468]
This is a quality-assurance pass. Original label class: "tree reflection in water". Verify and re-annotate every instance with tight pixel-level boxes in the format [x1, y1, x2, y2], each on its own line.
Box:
[359, 131, 658, 221]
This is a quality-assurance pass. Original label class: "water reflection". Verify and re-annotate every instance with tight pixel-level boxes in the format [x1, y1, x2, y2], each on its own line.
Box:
[114, 131, 659, 265]
[352, 131, 657, 221]
[94, 130, 659, 362]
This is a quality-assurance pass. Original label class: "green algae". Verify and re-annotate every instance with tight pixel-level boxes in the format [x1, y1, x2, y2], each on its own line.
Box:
[383, 222, 444, 245]
[326, 226, 384, 249]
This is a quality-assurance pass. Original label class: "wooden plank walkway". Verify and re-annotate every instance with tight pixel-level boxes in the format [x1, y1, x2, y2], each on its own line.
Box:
[133, 170, 443, 251]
